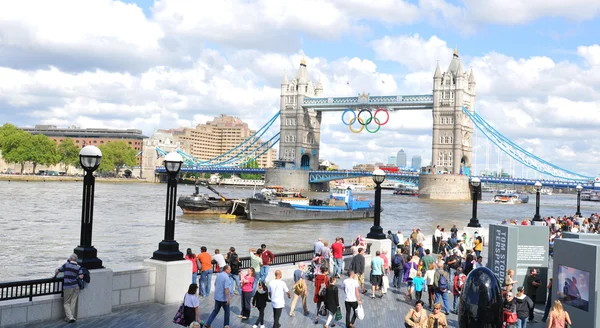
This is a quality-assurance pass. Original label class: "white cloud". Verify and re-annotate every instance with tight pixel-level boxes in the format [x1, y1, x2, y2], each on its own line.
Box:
[372, 34, 452, 72]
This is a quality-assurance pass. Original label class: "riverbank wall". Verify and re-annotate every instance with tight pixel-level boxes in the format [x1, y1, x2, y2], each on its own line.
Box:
[0, 175, 153, 183]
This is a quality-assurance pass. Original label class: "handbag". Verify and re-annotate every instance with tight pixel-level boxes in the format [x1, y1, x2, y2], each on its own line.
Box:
[502, 309, 517, 324]
[356, 304, 365, 320]
[172, 296, 186, 326]
[318, 303, 328, 316]
[334, 306, 342, 321]
[408, 263, 418, 279]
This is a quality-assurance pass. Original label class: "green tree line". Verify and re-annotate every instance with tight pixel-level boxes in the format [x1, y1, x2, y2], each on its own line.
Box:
[0, 123, 137, 175]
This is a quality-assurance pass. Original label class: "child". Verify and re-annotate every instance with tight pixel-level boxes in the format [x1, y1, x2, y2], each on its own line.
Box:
[252, 281, 269, 328]
[412, 270, 425, 302]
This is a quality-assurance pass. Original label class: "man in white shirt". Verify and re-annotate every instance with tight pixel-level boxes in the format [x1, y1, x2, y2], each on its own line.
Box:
[343, 271, 362, 328]
[213, 249, 227, 269]
[396, 230, 405, 245]
[268, 270, 291, 328]
[433, 226, 442, 253]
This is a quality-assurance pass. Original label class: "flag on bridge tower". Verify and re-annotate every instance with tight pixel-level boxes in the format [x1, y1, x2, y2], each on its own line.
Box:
[346, 81, 349, 85]
[382, 80, 385, 84]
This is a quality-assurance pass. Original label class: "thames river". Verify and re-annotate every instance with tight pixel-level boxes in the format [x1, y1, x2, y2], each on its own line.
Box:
[0, 181, 595, 282]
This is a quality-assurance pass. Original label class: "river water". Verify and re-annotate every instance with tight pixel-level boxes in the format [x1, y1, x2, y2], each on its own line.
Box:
[0, 181, 596, 282]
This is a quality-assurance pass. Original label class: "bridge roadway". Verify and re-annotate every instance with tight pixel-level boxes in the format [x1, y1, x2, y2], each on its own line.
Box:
[155, 167, 596, 189]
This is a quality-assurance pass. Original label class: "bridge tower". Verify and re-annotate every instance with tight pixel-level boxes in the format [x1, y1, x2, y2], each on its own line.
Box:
[432, 48, 476, 175]
[278, 58, 323, 170]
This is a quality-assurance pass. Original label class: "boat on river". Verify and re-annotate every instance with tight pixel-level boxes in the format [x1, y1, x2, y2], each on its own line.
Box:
[393, 185, 418, 196]
[177, 181, 245, 215]
[493, 191, 529, 204]
[245, 187, 376, 222]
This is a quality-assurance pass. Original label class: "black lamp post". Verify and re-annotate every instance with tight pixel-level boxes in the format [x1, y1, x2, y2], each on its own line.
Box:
[467, 177, 481, 228]
[366, 168, 386, 239]
[576, 184, 583, 217]
[533, 181, 542, 221]
[74, 146, 103, 270]
[152, 152, 184, 261]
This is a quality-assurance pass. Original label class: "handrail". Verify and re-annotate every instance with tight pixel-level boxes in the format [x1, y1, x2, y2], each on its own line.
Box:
[0, 277, 64, 302]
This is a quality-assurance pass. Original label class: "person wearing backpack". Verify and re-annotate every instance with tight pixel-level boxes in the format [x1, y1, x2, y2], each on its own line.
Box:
[388, 230, 400, 256]
[226, 247, 241, 296]
[452, 267, 466, 314]
[55, 253, 84, 323]
[289, 263, 309, 317]
[433, 262, 450, 315]
[392, 249, 405, 288]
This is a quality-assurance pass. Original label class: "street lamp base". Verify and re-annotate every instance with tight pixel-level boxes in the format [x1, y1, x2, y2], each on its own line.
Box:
[366, 226, 386, 240]
[74, 246, 104, 270]
[152, 240, 184, 262]
[467, 218, 481, 228]
[532, 215, 543, 222]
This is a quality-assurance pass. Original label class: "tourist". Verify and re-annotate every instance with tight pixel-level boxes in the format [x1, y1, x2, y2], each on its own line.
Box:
[452, 267, 466, 314]
[463, 253, 474, 275]
[392, 249, 405, 288]
[349, 247, 366, 294]
[54, 253, 84, 323]
[433, 225, 442, 252]
[249, 248, 262, 295]
[252, 281, 268, 328]
[474, 256, 484, 269]
[433, 262, 450, 315]
[428, 303, 448, 327]
[503, 292, 517, 328]
[182, 284, 201, 325]
[343, 270, 361, 328]
[396, 230, 405, 246]
[524, 268, 541, 322]
[239, 268, 255, 320]
[259, 244, 274, 282]
[213, 249, 227, 273]
[268, 270, 291, 328]
[438, 240, 449, 258]
[413, 271, 425, 302]
[404, 300, 428, 327]
[197, 247, 213, 297]
[314, 237, 324, 257]
[185, 248, 199, 285]
[541, 278, 553, 322]
[323, 276, 340, 328]
[387, 230, 399, 255]
[450, 225, 458, 239]
[403, 254, 419, 301]
[226, 247, 241, 296]
[514, 286, 534, 328]
[350, 239, 360, 255]
[204, 265, 232, 328]
[424, 263, 437, 310]
[410, 228, 418, 255]
[370, 250, 384, 299]
[546, 300, 571, 328]
[420, 249, 435, 275]
[473, 235, 483, 258]
[504, 269, 518, 293]
[331, 237, 345, 279]
[445, 249, 461, 282]
[290, 263, 309, 316]
[314, 266, 330, 324]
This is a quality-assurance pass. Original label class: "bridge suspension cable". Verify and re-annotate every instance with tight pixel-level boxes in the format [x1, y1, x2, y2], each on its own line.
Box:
[463, 107, 592, 181]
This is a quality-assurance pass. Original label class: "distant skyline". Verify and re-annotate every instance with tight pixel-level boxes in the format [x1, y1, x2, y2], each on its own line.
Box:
[1, 1, 600, 176]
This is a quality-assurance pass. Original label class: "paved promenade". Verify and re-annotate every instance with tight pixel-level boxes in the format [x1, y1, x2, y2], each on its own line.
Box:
[12, 272, 550, 328]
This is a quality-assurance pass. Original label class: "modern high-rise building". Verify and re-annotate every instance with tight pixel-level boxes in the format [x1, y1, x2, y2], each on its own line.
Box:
[170, 114, 277, 168]
[411, 155, 422, 170]
[387, 153, 397, 165]
[396, 149, 407, 168]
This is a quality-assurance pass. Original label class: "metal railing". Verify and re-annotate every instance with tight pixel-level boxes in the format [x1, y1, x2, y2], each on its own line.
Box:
[212, 245, 353, 271]
[0, 277, 64, 302]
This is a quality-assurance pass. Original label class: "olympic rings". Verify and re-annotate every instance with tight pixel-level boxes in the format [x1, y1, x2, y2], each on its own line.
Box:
[365, 117, 381, 133]
[341, 109, 356, 125]
[348, 117, 365, 133]
[340, 108, 389, 133]
[357, 109, 372, 126]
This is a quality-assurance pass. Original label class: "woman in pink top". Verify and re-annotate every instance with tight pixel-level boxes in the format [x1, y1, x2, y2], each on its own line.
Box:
[547, 300, 571, 328]
[240, 268, 256, 320]
[185, 248, 199, 285]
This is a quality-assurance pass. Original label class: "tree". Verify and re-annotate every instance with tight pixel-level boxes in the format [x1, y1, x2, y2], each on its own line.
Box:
[1, 130, 32, 174]
[57, 138, 80, 172]
[0, 123, 19, 148]
[27, 134, 59, 174]
[240, 159, 262, 180]
[98, 141, 137, 177]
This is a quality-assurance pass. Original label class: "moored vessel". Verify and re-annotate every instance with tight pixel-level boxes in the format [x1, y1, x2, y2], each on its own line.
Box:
[493, 191, 529, 204]
[393, 185, 418, 196]
[177, 181, 245, 215]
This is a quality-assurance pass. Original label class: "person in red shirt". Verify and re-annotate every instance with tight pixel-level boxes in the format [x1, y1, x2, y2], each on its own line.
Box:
[313, 266, 330, 324]
[452, 267, 466, 314]
[330, 237, 345, 278]
[259, 244, 274, 282]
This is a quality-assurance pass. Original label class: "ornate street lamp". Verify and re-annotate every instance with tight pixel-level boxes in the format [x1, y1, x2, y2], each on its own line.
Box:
[366, 169, 386, 239]
[468, 177, 481, 228]
[152, 152, 184, 261]
[74, 146, 103, 269]
[576, 184, 583, 217]
[533, 181, 543, 221]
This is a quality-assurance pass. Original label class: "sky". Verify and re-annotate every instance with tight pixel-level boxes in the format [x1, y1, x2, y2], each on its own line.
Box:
[1, 0, 600, 177]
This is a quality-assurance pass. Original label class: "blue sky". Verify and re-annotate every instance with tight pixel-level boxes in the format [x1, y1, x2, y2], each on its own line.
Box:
[1, 0, 600, 177]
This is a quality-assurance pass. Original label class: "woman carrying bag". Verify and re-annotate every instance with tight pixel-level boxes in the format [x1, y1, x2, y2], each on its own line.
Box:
[324, 276, 340, 328]
[174, 284, 200, 326]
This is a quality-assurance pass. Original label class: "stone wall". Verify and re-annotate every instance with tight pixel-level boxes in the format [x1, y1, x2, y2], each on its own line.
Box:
[111, 267, 156, 308]
[264, 168, 309, 191]
[418, 174, 471, 200]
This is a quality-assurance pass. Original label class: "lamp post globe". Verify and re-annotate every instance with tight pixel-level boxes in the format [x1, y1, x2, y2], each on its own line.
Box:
[533, 181, 543, 221]
[576, 184, 583, 217]
[74, 146, 103, 269]
[152, 152, 184, 261]
[468, 177, 481, 228]
[366, 169, 386, 240]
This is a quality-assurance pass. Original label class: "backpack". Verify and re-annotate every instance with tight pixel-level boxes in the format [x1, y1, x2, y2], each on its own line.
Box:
[438, 272, 448, 291]
[293, 279, 305, 295]
[392, 254, 402, 268]
[77, 267, 91, 289]
[457, 274, 466, 291]
[392, 234, 399, 245]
